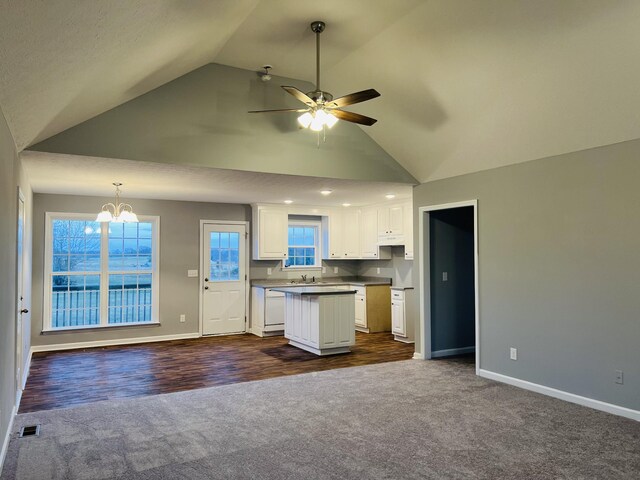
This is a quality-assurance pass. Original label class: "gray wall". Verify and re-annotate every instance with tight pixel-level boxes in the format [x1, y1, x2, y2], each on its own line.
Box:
[430, 208, 475, 353]
[30, 64, 416, 184]
[0, 107, 18, 467]
[413, 138, 640, 410]
[357, 246, 413, 287]
[31, 194, 250, 347]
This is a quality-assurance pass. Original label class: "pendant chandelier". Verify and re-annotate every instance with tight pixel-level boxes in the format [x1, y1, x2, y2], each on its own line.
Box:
[96, 183, 139, 223]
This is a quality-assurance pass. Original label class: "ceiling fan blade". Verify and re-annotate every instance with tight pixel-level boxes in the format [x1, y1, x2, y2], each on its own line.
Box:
[282, 86, 317, 107]
[331, 109, 377, 126]
[248, 108, 309, 113]
[327, 89, 380, 108]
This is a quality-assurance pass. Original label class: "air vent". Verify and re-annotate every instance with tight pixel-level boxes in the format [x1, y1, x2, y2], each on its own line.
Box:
[19, 425, 40, 438]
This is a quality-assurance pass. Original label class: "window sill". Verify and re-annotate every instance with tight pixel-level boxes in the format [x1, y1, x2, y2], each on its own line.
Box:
[42, 322, 161, 335]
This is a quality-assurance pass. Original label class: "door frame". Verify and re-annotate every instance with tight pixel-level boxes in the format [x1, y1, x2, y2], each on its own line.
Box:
[418, 200, 479, 374]
[15, 187, 26, 394]
[199, 220, 250, 336]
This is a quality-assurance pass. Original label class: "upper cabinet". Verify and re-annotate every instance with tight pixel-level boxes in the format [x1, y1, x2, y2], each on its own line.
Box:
[324, 209, 361, 259]
[253, 206, 288, 260]
[403, 201, 414, 260]
[252, 200, 412, 262]
[378, 204, 405, 245]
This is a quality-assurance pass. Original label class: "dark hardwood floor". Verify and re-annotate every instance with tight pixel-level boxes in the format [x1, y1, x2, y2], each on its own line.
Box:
[19, 332, 414, 413]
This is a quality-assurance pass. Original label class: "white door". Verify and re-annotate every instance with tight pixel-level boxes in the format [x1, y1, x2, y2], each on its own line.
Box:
[202, 224, 247, 335]
[16, 191, 26, 391]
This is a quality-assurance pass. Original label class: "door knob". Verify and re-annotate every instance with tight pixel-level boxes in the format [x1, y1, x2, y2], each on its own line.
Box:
[20, 308, 29, 314]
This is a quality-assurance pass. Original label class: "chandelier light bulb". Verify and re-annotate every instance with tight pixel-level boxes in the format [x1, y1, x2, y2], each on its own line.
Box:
[297, 112, 313, 128]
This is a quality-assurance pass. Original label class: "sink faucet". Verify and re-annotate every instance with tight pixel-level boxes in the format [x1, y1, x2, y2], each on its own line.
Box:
[301, 274, 307, 283]
[312, 276, 316, 283]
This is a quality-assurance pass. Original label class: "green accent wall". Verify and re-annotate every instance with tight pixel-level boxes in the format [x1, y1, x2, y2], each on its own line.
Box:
[29, 64, 416, 184]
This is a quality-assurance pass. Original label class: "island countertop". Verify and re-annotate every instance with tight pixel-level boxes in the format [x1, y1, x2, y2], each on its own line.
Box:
[270, 286, 357, 296]
[251, 276, 392, 288]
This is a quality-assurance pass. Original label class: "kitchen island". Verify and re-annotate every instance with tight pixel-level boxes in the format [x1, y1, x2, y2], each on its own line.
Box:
[271, 286, 356, 356]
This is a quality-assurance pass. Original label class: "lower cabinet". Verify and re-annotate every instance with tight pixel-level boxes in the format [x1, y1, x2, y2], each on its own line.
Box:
[391, 287, 414, 343]
[250, 287, 285, 336]
[353, 285, 391, 333]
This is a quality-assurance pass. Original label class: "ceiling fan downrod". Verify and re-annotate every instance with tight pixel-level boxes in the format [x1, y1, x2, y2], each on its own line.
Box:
[311, 21, 325, 92]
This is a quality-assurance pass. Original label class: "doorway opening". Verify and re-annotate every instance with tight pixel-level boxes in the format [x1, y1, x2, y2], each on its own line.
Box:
[419, 201, 479, 372]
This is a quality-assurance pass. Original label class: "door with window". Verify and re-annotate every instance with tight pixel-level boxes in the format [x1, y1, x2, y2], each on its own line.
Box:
[202, 223, 247, 335]
[16, 190, 26, 391]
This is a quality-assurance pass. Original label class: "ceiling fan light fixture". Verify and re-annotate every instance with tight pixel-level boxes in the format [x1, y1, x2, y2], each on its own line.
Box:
[325, 112, 338, 128]
[298, 112, 314, 128]
[310, 114, 324, 132]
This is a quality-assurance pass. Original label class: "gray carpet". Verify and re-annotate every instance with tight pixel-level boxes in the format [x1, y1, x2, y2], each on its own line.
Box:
[1, 359, 639, 479]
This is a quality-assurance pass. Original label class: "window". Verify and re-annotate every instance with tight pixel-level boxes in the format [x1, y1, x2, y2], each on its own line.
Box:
[45, 213, 159, 330]
[209, 231, 240, 281]
[284, 219, 320, 268]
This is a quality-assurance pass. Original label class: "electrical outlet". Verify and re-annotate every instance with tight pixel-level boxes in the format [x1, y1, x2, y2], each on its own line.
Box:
[322, 266, 326, 273]
[333, 267, 338, 274]
[510, 347, 517, 360]
[267, 268, 272, 275]
[376, 267, 381, 274]
[615, 370, 624, 384]
[179, 314, 186, 323]
[442, 272, 448, 282]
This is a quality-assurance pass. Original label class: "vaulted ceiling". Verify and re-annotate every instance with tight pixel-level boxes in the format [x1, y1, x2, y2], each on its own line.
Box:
[2, 0, 640, 184]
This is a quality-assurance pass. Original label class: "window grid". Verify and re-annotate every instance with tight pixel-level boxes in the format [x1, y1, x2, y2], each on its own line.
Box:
[46, 214, 158, 330]
[285, 225, 318, 267]
[209, 232, 240, 281]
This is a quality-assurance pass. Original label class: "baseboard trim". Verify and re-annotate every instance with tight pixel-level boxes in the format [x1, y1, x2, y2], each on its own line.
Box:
[431, 346, 475, 358]
[478, 369, 640, 422]
[22, 349, 32, 390]
[412, 352, 425, 360]
[0, 405, 17, 477]
[30, 332, 201, 353]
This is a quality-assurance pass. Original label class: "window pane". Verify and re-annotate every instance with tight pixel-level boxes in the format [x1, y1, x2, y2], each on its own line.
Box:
[109, 238, 123, 254]
[123, 238, 137, 254]
[53, 220, 70, 238]
[110, 223, 123, 237]
[138, 223, 152, 238]
[53, 255, 69, 272]
[51, 274, 100, 329]
[53, 236, 68, 254]
[138, 238, 152, 254]
[124, 222, 138, 238]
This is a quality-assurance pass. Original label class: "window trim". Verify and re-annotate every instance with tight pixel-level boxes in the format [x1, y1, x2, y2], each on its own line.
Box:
[43, 212, 160, 332]
[282, 219, 322, 270]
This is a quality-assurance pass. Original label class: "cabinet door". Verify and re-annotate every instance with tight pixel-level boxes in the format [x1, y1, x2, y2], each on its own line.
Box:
[389, 205, 404, 235]
[403, 201, 413, 260]
[354, 294, 366, 327]
[391, 299, 405, 335]
[326, 210, 342, 259]
[360, 208, 379, 258]
[259, 208, 288, 259]
[377, 208, 390, 235]
[342, 209, 360, 258]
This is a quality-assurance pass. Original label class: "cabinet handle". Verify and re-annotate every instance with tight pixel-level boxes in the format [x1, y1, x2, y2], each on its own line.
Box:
[374, 253, 377, 256]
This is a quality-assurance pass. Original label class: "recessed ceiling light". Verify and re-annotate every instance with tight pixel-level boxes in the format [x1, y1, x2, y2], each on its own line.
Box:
[320, 190, 333, 195]
[342, 203, 351, 207]
[284, 200, 293, 204]
[385, 194, 396, 199]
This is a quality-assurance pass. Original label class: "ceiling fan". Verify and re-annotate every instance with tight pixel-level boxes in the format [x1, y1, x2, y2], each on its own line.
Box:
[249, 21, 380, 132]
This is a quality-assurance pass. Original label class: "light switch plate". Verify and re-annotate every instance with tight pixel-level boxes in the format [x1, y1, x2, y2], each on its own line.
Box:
[510, 347, 517, 360]
[267, 268, 272, 275]
[442, 272, 448, 281]
[179, 314, 186, 323]
[376, 268, 381, 274]
[333, 267, 338, 274]
[187, 269, 198, 278]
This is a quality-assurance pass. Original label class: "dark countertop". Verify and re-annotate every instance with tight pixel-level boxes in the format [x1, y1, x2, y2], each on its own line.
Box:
[251, 276, 392, 288]
[391, 286, 414, 290]
[270, 286, 357, 296]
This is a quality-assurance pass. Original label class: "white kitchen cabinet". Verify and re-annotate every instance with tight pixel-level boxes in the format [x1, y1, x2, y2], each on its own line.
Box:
[324, 209, 360, 259]
[252, 206, 288, 260]
[250, 287, 285, 337]
[378, 204, 404, 245]
[354, 286, 367, 328]
[391, 288, 414, 343]
[403, 200, 414, 260]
